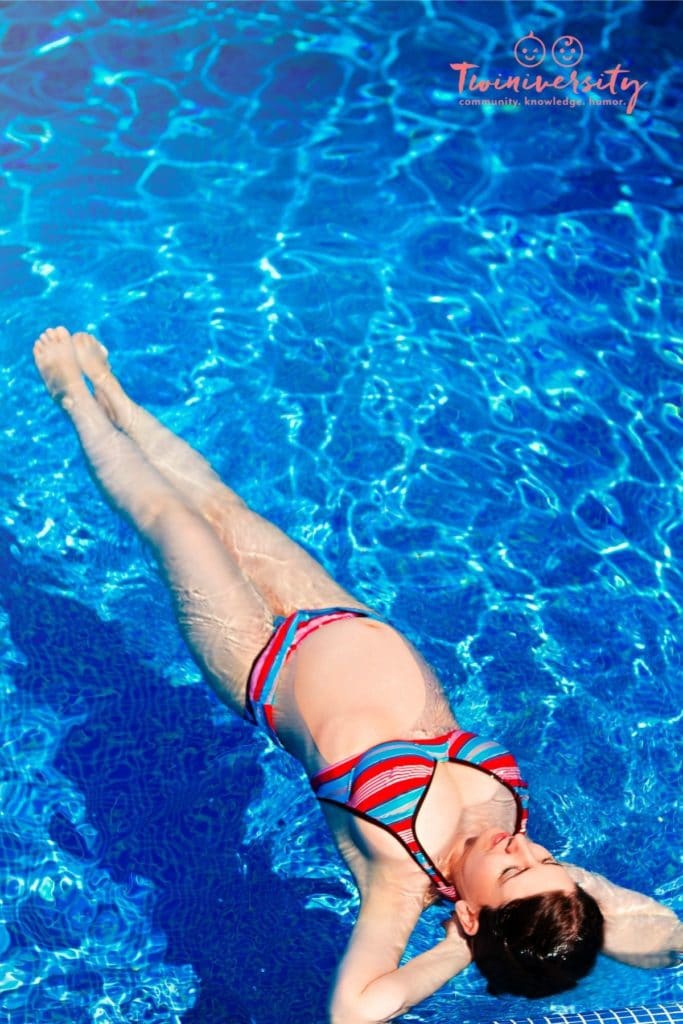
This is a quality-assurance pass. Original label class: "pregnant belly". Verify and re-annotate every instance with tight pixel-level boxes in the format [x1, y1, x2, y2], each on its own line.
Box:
[291, 616, 444, 765]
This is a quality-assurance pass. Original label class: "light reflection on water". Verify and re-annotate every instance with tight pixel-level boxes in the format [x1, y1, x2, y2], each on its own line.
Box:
[1, 1, 681, 1021]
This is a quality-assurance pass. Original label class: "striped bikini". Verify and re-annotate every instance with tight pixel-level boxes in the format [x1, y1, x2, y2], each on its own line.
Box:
[247, 607, 529, 902]
[247, 606, 372, 737]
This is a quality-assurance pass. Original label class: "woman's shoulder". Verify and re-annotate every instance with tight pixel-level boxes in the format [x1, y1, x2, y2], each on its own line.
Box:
[361, 857, 433, 909]
[320, 797, 433, 901]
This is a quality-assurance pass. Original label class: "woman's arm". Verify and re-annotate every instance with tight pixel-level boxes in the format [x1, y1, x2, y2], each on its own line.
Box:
[358, 917, 471, 1022]
[329, 877, 471, 1024]
[564, 862, 682, 967]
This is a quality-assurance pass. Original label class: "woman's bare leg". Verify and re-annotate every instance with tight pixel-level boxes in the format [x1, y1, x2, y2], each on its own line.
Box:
[71, 331, 366, 617]
[34, 326, 273, 714]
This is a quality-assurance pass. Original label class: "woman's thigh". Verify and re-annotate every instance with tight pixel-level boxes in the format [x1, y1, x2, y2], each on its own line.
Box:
[148, 498, 275, 712]
[200, 486, 370, 617]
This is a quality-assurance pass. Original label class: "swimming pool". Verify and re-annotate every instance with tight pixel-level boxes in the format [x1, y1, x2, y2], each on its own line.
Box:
[1, 0, 681, 1020]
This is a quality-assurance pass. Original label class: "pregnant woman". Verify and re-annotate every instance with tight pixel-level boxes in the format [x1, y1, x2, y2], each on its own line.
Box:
[34, 327, 681, 1023]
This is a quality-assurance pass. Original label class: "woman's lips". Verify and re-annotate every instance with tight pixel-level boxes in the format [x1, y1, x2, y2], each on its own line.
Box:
[491, 831, 510, 849]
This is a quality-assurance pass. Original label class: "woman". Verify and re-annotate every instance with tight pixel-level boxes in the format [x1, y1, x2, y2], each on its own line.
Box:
[34, 326, 681, 1023]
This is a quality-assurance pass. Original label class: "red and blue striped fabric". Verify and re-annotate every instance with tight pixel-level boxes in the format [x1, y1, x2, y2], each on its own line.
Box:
[312, 730, 529, 901]
[247, 606, 529, 901]
[247, 606, 384, 737]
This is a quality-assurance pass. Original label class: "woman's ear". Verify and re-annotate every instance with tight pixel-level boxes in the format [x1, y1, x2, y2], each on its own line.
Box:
[455, 900, 480, 937]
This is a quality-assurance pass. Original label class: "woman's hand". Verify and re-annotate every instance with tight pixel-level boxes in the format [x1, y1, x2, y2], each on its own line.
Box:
[564, 862, 682, 967]
[441, 913, 464, 942]
[329, 879, 471, 1024]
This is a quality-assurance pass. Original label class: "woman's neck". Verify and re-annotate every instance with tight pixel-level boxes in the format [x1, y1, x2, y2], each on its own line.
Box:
[438, 789, 518, 879]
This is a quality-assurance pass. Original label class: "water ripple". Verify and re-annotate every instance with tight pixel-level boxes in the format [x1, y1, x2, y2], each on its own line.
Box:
[1, 0, 682, 1020]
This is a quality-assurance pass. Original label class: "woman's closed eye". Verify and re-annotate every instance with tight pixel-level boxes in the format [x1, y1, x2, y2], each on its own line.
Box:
[500, 857, 559, 880]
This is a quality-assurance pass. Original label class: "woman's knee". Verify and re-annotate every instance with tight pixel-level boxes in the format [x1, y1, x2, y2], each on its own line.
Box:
[140, 489, 198, 542]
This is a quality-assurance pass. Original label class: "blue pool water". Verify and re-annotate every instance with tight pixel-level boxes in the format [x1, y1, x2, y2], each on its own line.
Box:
[1, 1, 681, 1021]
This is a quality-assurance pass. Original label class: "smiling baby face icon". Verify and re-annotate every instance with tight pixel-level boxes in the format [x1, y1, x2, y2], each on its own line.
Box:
[551, 35, 584, 67]
[513, 32, 546, 68]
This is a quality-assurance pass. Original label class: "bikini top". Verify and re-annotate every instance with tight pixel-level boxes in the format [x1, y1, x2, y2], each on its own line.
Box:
[312, 729, 529, 902]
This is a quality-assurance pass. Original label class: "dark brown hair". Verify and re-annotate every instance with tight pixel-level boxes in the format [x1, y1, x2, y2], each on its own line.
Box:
[468, 886, 604, 998]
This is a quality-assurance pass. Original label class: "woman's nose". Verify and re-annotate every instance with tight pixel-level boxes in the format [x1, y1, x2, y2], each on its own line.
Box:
[506, 833, 532, 857]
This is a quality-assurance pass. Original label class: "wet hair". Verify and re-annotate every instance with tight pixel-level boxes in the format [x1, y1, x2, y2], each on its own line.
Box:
[468, 886, 604, 998]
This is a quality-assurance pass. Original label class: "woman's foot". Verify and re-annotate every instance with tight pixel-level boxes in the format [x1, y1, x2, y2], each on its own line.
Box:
[72, 330, 129, 429]
[33, 326, 89, 408]
[71, 331, 111, 386]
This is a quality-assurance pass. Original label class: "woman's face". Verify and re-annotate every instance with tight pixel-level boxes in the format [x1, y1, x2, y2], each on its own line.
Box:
[453, 828, 574, 930]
